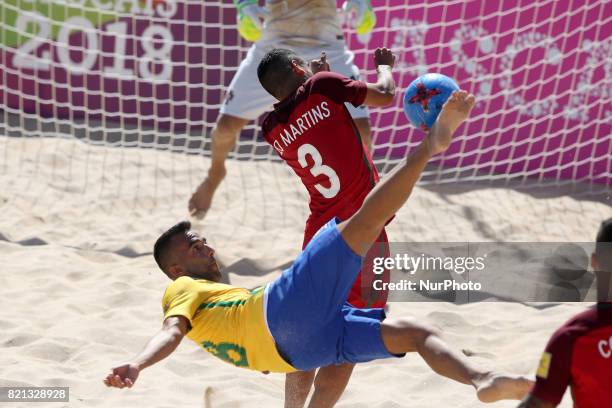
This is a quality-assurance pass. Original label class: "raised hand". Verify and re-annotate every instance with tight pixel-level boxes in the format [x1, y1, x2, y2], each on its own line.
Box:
[310, 52, 331, 74]
[374, 47, 395, 69]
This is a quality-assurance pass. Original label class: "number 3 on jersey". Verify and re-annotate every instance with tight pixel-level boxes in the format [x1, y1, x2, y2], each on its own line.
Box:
[297, 143, 340, 199]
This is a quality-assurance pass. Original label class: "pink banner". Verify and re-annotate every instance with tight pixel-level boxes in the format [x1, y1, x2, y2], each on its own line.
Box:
[353, 0, 610, 185]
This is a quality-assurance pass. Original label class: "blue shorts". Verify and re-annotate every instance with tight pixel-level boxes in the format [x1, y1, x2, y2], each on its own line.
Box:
[266, 218, 402, 370]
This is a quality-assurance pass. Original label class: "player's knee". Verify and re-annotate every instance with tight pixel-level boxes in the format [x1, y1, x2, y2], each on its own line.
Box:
[416, 321, 441, 341]
[313, 375, 344, 397]
[384, 317, 441, 347]
[214, 115, 247, 140]
[403, 317, 440, 339]
[286, 370, 315, 393]
[284, 370, 315, 408]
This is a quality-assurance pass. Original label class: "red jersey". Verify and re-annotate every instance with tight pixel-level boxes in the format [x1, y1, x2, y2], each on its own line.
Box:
[262, 72, 378, 245]
[531, 303, 612, 407]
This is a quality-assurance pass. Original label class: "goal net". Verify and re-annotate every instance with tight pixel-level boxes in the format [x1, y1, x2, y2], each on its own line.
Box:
[0, 0, 610, 209]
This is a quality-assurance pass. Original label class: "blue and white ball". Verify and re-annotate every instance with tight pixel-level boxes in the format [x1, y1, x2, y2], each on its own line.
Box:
[403, 73, 459, 132]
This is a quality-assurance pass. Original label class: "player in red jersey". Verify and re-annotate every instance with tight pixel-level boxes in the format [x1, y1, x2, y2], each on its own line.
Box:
[518, 218, 612, 408]
[258, 48, 395, 407]
[260, 49, 393, 306]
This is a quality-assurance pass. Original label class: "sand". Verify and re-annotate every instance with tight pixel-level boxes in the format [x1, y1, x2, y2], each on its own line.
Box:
[0, 136, 610, 408]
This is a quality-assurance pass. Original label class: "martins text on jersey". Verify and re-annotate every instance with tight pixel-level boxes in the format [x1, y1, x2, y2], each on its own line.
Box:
[271, 102, 331, 155]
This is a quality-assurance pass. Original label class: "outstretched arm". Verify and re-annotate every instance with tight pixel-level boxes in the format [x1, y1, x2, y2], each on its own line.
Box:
[339, 91, 475, 256]
[103, 316, 188, 388]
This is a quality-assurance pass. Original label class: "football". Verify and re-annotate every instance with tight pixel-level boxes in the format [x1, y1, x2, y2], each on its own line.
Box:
[403, 73, 460, 132]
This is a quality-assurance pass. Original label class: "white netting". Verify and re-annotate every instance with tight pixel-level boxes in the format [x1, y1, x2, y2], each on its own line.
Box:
[0, 7, 610, 407]
[0, 0, 610, 207]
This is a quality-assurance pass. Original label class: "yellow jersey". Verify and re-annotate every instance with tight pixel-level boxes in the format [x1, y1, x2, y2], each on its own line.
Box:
[162, 276, 296, 373]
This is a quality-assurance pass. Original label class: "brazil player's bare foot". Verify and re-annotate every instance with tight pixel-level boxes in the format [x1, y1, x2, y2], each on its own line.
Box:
[473, 371, 534, 402]
[188, 167, 227, 219]
[427, 90, 475, 155]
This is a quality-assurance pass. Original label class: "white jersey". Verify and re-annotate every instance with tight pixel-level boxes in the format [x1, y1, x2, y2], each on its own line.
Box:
[260, 0, 344, 48]
[221, 0, 368, 121]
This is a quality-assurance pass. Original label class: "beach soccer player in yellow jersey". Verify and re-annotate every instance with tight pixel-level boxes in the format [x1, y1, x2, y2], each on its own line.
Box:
[105, 91, 534, 405]
[189, 0, 377, 219]
[190, 2, 388, 403]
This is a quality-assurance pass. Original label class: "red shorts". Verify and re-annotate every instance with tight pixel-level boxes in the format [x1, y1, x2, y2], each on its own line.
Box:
[303, 222, 390, 309]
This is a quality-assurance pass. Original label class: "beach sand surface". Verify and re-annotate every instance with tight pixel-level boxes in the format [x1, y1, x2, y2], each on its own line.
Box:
[0, 137, 610, 407]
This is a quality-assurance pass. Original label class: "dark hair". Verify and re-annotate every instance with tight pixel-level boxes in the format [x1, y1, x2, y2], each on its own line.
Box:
[596, 218, 612, 271]
[153, 221, 191, 275]
[597, 218, 612, 243]
[257, 48, 301, 97]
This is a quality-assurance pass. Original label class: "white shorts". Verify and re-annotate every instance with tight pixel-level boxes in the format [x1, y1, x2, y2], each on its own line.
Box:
[220, 41, 370, 121]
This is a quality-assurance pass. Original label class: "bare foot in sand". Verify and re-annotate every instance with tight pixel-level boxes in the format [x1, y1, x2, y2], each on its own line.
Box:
[474, 371, 534, 402]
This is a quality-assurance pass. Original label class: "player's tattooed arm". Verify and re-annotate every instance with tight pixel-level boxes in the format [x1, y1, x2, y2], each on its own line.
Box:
[364, 47, 396, 106]
[517, 394, 556, 408]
